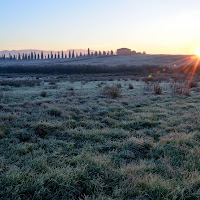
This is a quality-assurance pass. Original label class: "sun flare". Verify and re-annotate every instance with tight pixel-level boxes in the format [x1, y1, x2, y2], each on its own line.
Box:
[195, 49, 200, 58]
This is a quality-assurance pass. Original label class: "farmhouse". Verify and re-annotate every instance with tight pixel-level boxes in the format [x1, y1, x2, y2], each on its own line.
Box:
[117, 48, 132, 55]
[117, 48, 146, 55]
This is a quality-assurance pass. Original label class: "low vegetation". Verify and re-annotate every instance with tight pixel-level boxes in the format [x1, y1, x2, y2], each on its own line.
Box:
[0, 71, 200, 199]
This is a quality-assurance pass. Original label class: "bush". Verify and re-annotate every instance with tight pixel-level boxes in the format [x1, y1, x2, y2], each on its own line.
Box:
[48, 108, 62, 117]
[102, 85, 122, 98]
[154, 84, 162, 95]
[129, 84, 134, 89]
[40, 91, 47, 97]
[189, 81, 198, 88]
[0, 130, 5, 139]
[34, 123, 54, 137]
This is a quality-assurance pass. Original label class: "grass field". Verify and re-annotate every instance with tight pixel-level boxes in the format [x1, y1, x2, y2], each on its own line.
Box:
[0, 71, 200, 199]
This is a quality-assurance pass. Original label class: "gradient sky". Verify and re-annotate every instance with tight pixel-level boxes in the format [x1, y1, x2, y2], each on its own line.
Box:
[1, 0, 200, 54]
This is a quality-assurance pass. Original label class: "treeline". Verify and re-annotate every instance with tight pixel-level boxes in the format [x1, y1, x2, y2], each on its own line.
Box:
[0, 64, 162, 75]
[0, 48, 114, 61]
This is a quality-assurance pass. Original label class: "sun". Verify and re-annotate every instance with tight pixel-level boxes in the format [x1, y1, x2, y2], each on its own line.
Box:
[195, 49, 200, 58]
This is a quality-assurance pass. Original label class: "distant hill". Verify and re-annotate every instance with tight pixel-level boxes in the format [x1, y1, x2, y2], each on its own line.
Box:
[0, 49, 99, 58]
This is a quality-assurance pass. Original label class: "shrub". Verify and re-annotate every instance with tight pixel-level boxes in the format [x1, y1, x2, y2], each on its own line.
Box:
[40, 91, 47, 97]
[170, 83, 190, 96]
[189, 81, 198, 88]
[0, 130, 5, 139]
[48, 108, 62, 117]
[34, 123, 54, 137]
[154, 84, 162, 95]
[116, 84, 122, 88]
[102, 85, 122, 98]
[129, 84, 134, 89]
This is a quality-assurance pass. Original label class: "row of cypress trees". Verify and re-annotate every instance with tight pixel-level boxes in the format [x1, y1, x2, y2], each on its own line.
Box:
[0, 48, 114, 60]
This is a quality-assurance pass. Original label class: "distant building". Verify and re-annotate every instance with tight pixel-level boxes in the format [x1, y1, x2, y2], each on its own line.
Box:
[117, 48, 146, 55]
[132, 50, 136, 54]
[117, 48, 132, 55]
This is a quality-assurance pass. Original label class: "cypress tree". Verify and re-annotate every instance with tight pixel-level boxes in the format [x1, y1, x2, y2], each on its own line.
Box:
[58, 52, 60, 59]
[76, 53, 78, 58]
[99, 51, 102, 56]
[111, 50, 114, 55]
[34, 52, 36, 59]
[51, 52, 53, 59]
[31, 52, 33, 59]
[38, 54, 40, 59]
[80, 52, 82, 57]
[72, 50, 75, 58]
[65, 54, 67, 58]
[88, 48, 90, 56]
[95, 51, 98, 56]
[69, 51, 71, 58]
[22, 53, 25, 60]
[18, 53, 21, 60]
[48, 54, 50, 59]
[54, 53, 57, 59]
[41, 51, 43, 59]
[103, 51, 106, 56]
[62, 50, 64, 59]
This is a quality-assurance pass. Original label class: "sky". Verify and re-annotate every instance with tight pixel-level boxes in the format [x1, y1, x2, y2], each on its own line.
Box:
[1, 0, 200, 54]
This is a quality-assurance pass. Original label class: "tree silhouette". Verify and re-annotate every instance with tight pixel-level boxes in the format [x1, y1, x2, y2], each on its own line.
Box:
[37, 54, 40, 59]
[54, 53, 57, 59]
[95, 51, 98, 56]
[88, 48, 90, 56]
[103, 51, 106, 56]
[58, 52, 60, 59]
[65, 54, 67, 58]
[72, 50, 75, 58]
[111, 50, 114, 55]
[80, 52, 82, 57]
[76, 53, 78, 58]
[31, 52, 33, 59]
[22, 53, 25, 60]
[62, 50, 64, 59]
[107, 52, 109, 56]
[51, 52, 53, 59]
[41, 51, 44, 59]
[18, 53, 21, 60]
[99, 51, 102, 56]
[34, 52, 36, 59]
[69, 51, 71, 58]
